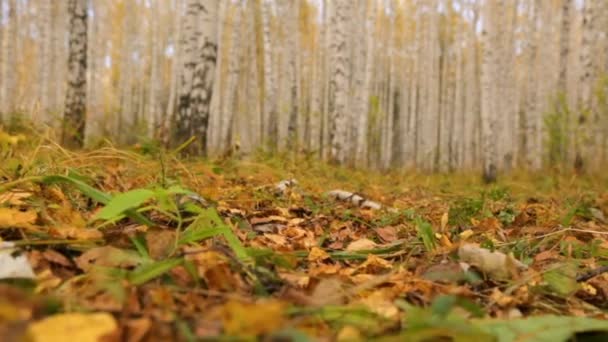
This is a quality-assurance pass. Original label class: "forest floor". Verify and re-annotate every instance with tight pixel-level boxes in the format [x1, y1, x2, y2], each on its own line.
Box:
[2, 131, 608, 341]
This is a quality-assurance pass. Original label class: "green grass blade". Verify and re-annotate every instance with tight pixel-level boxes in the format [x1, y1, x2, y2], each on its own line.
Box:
[42, 175, 155, 226]
[128, 257, 183, 285]
[93, 189, 155, 220]
[179, 208, 251, 262]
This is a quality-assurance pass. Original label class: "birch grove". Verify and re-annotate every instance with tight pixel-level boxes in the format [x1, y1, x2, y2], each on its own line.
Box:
[1, 0, 608, 177]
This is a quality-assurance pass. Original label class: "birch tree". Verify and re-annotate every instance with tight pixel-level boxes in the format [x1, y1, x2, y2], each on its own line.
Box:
[575, 0, 596, 172]
[480, 0, 499, 182]
[173, 0, 219, 156]
[0, 0, 17, 117]
[328, 0, 351, 163]
[62, 0, 88, 148]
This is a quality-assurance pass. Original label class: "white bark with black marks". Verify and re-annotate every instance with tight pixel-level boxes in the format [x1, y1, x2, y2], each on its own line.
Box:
[62, 0, 88, 149]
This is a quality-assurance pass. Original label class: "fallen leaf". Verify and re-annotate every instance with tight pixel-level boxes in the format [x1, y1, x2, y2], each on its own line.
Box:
[422, 261, 467, 283]
[222, 299, 286, 336]
[308, 247, 330, 262]
[0, 208, 37, 229]
[278, 272, 310, 288]
[145, 229, 176, 259]
[474, 217, 501, 232]
[533, 250, 557, 263]
[346, 238, 378, 251]
[310, 277, 346, 306]
[336, 326, 362, 341]
[41, 249, 73, 267]
[357, 289, 399, 320]
[51, 225, 103, 240]
[358, 254, 392, 273]
[26, 313, 118, 342]
[375, 226, 399, 242]
[124, 318, 151, 342]
[75, 246, 141, 272]
[0, 191, 32, 206]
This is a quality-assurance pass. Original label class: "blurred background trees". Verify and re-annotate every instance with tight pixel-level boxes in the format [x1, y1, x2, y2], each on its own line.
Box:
[0, 0, 607, 174]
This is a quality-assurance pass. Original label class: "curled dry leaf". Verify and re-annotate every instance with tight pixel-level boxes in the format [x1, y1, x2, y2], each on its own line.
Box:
[458, 244, 527, 280]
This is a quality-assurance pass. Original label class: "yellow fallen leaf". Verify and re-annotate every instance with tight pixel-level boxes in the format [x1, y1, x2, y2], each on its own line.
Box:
[26, 312, 118, 342]
[222, 299, 286, 336]
[337, 326, 362, 341]
[459, 229, 474, 240]
[308, 247, 331, 262]
[346, 238, 378, 251]
[358, 254, 392, 273]
[357, 289, 399, 320]
[0, 208, 37, 229]
[51, 225, 103, 240]
[0, 191, 32, 206]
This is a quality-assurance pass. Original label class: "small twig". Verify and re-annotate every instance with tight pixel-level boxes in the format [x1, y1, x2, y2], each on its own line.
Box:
[576, 265, 608, 282]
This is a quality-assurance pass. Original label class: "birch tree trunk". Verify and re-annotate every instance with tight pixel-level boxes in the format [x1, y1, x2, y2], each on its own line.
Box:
[286, 0, 301, 151]
[173, 0, 219, 156]
[355, 0, 376, 167]
[163, 0, 184, 145]
[39, 0, 53, 119]
[480, 0, 499, 182]
[262, 1, 278, 150]
[328, 0, 350, 163]
[575, 0, 596, 172]
[62, 0, 88, 149]
[148, 0, 161, 137]
[0, 0, 16, 117]
[219, 4, 243, 152]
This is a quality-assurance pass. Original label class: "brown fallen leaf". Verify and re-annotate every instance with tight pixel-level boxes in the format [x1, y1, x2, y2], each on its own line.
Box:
[310, 277, 347, 306]
[124, 318, 151, 342]
[145, 229, 176, 259]
[375, 226, 399, 243]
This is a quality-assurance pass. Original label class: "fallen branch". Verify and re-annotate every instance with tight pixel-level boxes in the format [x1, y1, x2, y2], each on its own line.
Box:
[576, 265, 608, 282]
